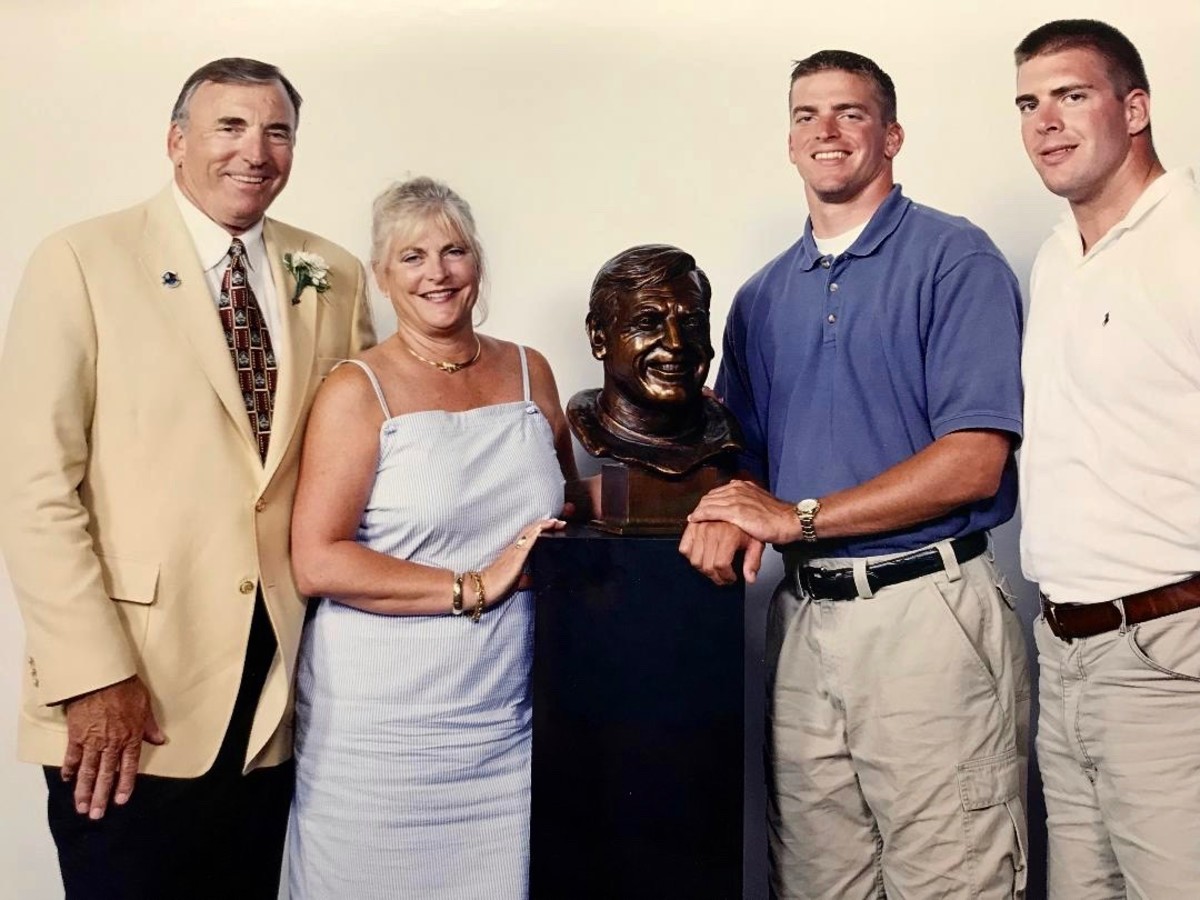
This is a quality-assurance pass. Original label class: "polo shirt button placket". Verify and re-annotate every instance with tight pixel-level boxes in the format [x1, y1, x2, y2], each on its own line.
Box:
[822, 262, 842, 340]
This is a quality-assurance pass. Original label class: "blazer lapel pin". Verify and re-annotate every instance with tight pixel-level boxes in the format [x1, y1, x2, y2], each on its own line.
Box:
[161, 271, 181, 288]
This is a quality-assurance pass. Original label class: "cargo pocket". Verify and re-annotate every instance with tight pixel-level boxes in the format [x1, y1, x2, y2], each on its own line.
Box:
[956, 747, 1028, 898]
[97, 553, 159, 652]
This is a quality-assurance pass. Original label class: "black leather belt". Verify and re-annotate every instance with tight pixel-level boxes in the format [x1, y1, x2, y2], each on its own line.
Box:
[1041, 573, 1200, 642]
[789, 531, 988, 601]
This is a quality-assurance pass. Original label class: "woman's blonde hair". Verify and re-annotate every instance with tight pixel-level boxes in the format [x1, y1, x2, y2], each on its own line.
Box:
[370, 176, 488, 320]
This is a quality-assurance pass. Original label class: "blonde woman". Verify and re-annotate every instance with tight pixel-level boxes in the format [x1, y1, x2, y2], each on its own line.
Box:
[287, 176, 576, 897]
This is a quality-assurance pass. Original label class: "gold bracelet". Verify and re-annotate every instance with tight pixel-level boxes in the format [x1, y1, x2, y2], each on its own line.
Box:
[451, 572, 465, 616]
[468, 571, 486, 623]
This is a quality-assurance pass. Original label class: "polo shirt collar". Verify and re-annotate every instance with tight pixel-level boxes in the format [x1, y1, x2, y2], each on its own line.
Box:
[796, 184, 911, 271]
[1052, 167, 1191, 260]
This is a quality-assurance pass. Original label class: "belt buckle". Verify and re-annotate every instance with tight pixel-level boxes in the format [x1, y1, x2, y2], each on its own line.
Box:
[1041, 594, 1070, 643]
[796, 565, 837, 599]
[795, 566, 816, 598]
[805, 566, 848, 600]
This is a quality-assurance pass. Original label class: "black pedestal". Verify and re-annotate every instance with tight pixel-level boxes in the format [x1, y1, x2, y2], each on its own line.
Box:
[530, 527, 744, 899]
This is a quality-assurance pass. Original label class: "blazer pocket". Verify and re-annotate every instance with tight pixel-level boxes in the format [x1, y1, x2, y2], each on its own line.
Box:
[97, 553, 160, 605]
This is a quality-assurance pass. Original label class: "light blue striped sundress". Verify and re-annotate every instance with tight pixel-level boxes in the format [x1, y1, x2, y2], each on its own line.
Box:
[288, 346, 564, 899]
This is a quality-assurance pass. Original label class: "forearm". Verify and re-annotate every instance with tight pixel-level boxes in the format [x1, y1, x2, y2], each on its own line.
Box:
[811, 430, 1011, 540]
[688, 430, 1011, 547]
[294, 541, 458, 616]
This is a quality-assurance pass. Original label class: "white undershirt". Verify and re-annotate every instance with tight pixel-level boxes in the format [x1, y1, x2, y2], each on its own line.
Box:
[813, 221, 868, 258]
[1020, 168, 1200, 603]
[172, 182, 284, 366]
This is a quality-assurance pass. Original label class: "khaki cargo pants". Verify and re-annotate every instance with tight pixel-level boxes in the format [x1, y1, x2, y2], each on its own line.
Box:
[767, 546, 1031, 899]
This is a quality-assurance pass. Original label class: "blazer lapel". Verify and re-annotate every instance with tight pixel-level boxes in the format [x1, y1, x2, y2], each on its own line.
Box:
[137, 187, 258, 457]
[262, 220, 318, 480]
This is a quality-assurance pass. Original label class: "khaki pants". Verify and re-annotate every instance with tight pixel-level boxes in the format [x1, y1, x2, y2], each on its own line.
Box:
[767, 548, 1030, 899]
[1035, 605, 1200, 899]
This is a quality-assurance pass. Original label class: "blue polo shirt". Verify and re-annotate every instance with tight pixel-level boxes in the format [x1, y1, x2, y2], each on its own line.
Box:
[716, 186, 1023, 557]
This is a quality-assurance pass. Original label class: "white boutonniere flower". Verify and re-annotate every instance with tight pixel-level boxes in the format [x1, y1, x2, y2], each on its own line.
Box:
[283, 251, 331, 305]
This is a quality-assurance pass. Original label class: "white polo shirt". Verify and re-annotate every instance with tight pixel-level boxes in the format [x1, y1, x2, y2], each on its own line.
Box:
[1020, 168, 1200, 603]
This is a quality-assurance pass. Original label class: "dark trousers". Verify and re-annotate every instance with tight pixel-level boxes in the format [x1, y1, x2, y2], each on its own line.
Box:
[45, 596, 293, 900]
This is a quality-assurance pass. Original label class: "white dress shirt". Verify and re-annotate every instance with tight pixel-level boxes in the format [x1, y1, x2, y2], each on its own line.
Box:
[172, 181, 285, 367]
[1020, 168, 1200, 603]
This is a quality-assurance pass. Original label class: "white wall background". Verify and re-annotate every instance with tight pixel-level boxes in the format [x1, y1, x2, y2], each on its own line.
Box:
[2, 0, 1198, 896]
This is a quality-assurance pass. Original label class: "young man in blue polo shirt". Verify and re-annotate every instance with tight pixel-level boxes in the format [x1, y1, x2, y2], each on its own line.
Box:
[682, 50, 1030, 898]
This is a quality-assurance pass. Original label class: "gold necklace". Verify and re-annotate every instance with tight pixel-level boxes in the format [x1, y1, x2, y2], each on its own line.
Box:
[401, 334, 482, 374]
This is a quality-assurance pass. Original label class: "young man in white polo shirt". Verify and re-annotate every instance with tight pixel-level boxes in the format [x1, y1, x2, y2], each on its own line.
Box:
[1015, 18, 1200, 897]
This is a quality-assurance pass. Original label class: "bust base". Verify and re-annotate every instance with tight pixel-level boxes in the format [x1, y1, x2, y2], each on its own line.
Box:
[595, 461, 730, 535]
[530, 529, 744, 898]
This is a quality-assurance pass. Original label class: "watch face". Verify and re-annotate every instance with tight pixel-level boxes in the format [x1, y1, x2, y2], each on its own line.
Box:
[797, 499, 820, 516]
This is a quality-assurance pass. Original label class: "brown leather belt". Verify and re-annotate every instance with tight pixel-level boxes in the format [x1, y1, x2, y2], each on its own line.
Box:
[1041, 574, 1200, 642]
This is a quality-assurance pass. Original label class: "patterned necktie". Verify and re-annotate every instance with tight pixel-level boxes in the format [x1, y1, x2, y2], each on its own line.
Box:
[218, 239, 277, 462]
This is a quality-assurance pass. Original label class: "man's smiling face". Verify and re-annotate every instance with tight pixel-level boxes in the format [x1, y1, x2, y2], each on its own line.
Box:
[168, 79, 296, 234]
[787, 69, 901, 205]
[1015, 47, 1143, 204]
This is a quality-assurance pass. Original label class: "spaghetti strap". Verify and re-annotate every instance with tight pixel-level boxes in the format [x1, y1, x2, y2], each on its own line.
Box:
[517, 345, 531, 402]
[335, 359, 392, 419]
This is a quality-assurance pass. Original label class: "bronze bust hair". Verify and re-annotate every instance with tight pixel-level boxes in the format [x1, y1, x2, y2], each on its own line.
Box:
[569, 244, 742, 478]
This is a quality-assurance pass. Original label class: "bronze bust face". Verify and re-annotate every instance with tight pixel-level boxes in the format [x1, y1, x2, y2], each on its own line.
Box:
[569, 244, 742, 478]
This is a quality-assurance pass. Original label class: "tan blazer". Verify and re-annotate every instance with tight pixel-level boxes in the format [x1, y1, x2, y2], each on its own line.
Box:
[0, 185, 375, 776]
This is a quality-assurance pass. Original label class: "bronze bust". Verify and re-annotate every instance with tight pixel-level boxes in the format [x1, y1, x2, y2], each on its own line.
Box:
[569, 245, 742, 533]
[569, 244, 742, 478]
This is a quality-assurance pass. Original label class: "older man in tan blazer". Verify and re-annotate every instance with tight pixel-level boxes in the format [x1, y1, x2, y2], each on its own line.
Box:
[0, 58, 374, 898]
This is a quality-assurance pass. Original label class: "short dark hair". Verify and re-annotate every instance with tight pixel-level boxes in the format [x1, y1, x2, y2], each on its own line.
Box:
[589, 244, 712, 331]
[171, 57, 303, 127]
[1015, 19, 1149, 97]
[789, 50, 897, 124]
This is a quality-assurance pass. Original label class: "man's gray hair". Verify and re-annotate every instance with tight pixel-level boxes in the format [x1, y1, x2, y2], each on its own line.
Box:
[171, 57, 302, 128]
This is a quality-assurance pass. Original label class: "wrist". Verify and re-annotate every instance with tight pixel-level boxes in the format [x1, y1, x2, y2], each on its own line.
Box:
[467, 571, 486, 622]
[793, 497, 822, 543]
[450, 572, 465, 616]
[775, 506, 804, 543]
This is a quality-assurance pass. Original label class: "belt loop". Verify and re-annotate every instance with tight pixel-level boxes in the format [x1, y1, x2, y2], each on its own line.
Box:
[936, 540, 962, 583]
[1115, 597, 1129, 635]
[852, 558, 874, 599]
